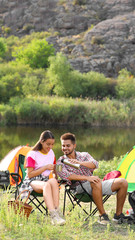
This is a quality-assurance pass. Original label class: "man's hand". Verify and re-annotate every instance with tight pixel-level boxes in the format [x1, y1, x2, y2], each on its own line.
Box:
[68, 159, 80, 164]
[87, 176, 101, 183]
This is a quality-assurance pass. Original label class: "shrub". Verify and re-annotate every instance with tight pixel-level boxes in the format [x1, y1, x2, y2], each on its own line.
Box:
[0, 105, 17, 125]
[81, 71, 109, 99]
[0, 37, 7, 58]
[0, 73, 23, 102]
[115, 68, 135, 99]
[47, 52, 73, 96]
[22, 68, 50, 96]
[13, 39, 55, 69]
[14, 99, 50, 124]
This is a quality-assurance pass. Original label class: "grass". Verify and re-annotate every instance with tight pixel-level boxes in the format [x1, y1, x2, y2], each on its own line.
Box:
[0, 186, 135, 240]
[0, 157, 134, 239]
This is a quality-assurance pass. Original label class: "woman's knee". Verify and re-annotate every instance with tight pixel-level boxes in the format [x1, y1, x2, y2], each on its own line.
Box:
[49, 178, 58, 186]
[43, 181, 51, 191]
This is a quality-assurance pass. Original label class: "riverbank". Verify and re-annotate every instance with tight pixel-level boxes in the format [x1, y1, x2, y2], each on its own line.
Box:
[0, 96, 135, 127]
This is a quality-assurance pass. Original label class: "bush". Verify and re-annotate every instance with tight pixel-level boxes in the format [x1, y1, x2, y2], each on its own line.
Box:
[81, 71, 109, 99]
[14, 98, 50, 124]
[0, 105, 17, 125]
[115, 68, 135, 99]
[47, 52, 73, 96]
[93, 156, 122, 179]
[0, 63, 30, 102]
[13, 39, 55, 69]
[0, 72, 23, 102]
[0, 37, 7, 58]
[22, 68, 50, 96]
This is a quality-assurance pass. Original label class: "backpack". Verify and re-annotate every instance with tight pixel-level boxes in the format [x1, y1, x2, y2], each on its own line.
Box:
[103, 170, 121, 181]
[0, 170, 10, 189]
[127, 191, 135, 224]
[128, 191, 135, 215]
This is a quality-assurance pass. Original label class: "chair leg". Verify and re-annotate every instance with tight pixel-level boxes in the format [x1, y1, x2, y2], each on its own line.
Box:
[63, 187, 67, 215]
[84, 195, 111, 221]
[28, 195, 48, 215]
[63, 187, 91, 216]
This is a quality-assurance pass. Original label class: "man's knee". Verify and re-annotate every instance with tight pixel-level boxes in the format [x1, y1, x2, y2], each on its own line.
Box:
[91, 181, 102, 190]
[120, 178, 128, 189]
[112, 178, 128, 192]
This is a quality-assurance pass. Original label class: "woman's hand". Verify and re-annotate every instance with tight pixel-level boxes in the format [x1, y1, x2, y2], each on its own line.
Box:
[45, 164, 54, 170]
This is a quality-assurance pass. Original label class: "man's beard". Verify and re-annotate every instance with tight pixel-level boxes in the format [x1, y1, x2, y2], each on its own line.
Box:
[65, 148, 74, 156]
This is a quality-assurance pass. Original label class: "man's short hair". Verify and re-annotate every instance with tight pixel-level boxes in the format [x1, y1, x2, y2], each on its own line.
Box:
[60, 132, 76, 144]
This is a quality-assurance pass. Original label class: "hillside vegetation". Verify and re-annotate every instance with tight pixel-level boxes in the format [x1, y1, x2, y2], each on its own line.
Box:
[0, 32, 135, 126]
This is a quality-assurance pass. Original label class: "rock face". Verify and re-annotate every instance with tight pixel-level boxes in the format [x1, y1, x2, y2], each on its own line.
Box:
[0, 0, 135, 77]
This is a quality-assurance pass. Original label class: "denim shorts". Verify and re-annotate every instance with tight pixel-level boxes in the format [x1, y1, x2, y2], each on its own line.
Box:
[75, 179, 116, 196]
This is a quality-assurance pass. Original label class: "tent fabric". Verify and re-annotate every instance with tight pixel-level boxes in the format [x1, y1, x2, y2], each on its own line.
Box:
[117, 146, 135, 192]
[0, 145, 31, 185]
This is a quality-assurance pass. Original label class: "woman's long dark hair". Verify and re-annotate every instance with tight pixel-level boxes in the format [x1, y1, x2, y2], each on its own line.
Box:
[32, 130, 55, 151]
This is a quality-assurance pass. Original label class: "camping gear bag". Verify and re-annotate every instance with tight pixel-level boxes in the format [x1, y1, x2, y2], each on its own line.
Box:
[8, 190, 32, 219]
[103, 170, 121, 181]
[128, 191, 135, 215]
[0, 170, 10, 189]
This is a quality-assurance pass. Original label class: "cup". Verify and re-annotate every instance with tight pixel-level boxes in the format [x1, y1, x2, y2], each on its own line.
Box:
[55, 165, 63, 172]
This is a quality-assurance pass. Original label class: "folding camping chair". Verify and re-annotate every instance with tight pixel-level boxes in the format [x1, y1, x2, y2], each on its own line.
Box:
[63, 181, 110, 221]
[13, 154, 48, 215]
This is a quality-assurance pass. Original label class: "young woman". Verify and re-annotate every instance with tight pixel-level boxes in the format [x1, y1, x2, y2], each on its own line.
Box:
[20, 130, 65, 225]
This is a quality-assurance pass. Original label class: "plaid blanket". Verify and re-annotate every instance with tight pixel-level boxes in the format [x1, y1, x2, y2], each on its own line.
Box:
[19, 174, 49, 199]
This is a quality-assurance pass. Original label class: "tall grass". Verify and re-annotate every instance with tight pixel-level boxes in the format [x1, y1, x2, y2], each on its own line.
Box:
[0, 96, 135, 126]
[0, 157, 135, 239]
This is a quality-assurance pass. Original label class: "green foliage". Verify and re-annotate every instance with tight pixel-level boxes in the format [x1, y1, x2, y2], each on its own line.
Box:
[22, 68, 50, 96]
[0, 96, 134, 127]
[3, 35, 19, 61]
[0, 104, 17, 125]
[115, 68, 135, 99]
[0, 63, 29, 102]
[14, 98, 50, 124]
[94, 156, 122, 179]
[81, 71, 109, 98]
[47, 52, 73, 96]
[13, 39, 55, 69]
[0, 37, 7, 58]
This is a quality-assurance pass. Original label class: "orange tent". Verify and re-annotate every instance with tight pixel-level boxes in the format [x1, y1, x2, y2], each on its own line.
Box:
[0, 145, 31, 185]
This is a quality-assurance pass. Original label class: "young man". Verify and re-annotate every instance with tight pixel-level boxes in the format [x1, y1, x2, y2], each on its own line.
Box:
[57, 132, 128, 225]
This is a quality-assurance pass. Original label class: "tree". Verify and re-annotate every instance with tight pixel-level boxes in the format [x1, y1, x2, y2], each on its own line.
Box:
[47, 53, 79, 96]
[12, 39, 55, 69]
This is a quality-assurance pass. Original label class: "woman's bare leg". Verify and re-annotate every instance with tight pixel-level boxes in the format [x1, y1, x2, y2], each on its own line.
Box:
[48, 178, 59, 209]
[30, 180, 55, 211]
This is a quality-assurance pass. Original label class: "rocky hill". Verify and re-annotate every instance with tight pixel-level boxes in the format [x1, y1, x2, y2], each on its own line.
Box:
[0, 0, 135, 77]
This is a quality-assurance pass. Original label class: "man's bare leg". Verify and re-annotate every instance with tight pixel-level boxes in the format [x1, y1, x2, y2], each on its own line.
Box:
[91, 181, 106, 215]
[111, 178, 128, 215]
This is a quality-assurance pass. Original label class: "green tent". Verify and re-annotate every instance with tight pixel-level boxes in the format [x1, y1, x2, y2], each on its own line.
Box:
[117, 146, 135, 192]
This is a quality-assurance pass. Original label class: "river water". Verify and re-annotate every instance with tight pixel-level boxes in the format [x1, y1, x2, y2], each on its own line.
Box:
[0, 126, 135, 161]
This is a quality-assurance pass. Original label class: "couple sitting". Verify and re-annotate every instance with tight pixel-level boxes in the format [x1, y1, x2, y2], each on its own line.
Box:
[21, 130, 128, 225]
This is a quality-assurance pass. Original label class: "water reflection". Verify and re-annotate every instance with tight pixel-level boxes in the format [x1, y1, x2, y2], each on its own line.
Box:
[0, 126, 135, 161]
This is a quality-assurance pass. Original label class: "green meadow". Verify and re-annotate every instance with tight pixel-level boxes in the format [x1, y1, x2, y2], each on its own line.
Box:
[0, 158, 135, 240]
